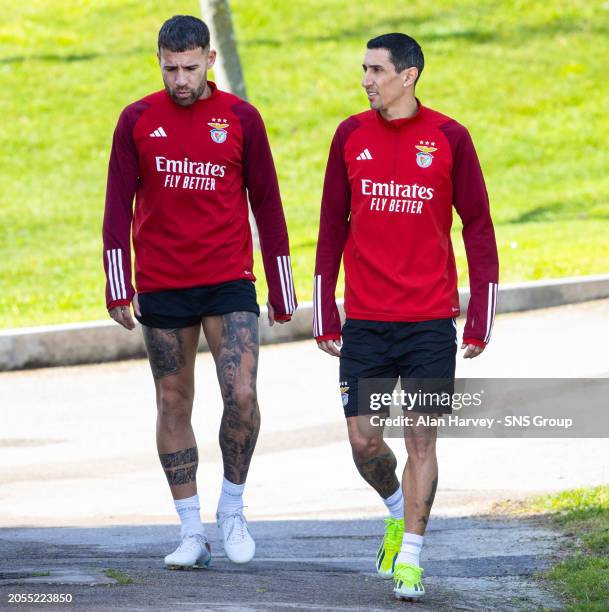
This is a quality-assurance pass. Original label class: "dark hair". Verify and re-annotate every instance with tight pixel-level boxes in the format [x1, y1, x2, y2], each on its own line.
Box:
[367, 33, 424, 83]
[158, 15, 210, 52]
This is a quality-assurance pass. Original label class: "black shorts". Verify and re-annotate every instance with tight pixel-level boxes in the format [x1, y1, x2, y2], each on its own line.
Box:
[135, 280, 260, 329]
[339, 318, 457, 418]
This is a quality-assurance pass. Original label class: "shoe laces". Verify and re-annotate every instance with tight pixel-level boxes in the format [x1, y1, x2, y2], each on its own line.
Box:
[219, 508, 249, 543]
[384, 517, 404, 549]
[394, 562, 423, 583]
[178, 533, 206, 553]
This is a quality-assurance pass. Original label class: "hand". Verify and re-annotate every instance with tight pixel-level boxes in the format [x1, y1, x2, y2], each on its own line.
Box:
[317, 338, 342, 357]
[109, 294, 140, 330]
[461, 342, 485, 359]
[267, 301, 288, 327]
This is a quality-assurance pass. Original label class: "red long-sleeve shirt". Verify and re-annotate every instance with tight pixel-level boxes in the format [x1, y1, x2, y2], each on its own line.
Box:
[314, 103, 498, 346]
[103, 82, 296, 320]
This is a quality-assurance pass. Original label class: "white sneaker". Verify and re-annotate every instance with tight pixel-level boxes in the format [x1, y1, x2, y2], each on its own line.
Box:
[164, 533, 212, 570]
[217, 509, 256, 564]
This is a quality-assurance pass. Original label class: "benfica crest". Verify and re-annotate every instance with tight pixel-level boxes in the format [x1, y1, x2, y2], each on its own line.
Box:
[208, 118, 229, 143]
[340, 381, 350, 407]
[415, 140, 437, 168]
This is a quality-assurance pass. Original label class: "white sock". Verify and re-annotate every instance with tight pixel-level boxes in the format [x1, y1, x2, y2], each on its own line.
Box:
[396, 532, 424, 567]
[382, 486, 404, 519]
[174, 494, 205, 538]
[217, 477, 245, 515]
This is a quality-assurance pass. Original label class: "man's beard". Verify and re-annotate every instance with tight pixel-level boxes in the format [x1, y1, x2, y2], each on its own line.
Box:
[167, 80, 207, 106]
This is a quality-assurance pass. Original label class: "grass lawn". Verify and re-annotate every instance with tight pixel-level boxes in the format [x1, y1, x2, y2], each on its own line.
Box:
[512, 485, 609, 611]
[1, 0, 608, 328]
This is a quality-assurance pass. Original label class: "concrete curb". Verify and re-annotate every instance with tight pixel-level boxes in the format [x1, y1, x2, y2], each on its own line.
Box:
[1, 274, 608, 371]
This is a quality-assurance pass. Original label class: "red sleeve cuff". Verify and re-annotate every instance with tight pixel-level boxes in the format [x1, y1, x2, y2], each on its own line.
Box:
[316, 333, 341, 343]
[107, 298, 131, 311]
[463, 337, 486, 348]
[274, 314, 292, 322]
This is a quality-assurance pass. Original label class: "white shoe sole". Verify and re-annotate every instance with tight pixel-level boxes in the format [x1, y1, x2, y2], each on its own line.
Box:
[394, 590, 424, 601]
[165, 555, 211, 570]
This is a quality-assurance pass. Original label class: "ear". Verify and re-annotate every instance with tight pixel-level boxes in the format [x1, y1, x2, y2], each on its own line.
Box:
[156, 50, 161, 66]
[402, 66, 419, 88]
[207, 48, 217, 69]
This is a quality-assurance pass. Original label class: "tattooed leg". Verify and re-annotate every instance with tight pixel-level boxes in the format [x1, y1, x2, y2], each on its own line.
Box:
[203, 312, 260, 485]
[403, 416, 439, 535]
[346, 416, 400, 498]
[142, 324, 201, 498]
[160, 447, 199, 486]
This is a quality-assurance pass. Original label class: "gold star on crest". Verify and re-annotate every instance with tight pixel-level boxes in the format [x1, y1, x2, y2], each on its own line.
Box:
[415, 139, 438, 154]
[208, 117, 229, 130]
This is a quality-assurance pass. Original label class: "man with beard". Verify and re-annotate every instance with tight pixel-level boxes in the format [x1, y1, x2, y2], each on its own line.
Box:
[103, 15, 296, 569]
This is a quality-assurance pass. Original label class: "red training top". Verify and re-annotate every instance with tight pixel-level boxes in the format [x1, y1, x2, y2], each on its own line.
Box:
[102, 82, 296, 320]
[314, 102, 498, 346]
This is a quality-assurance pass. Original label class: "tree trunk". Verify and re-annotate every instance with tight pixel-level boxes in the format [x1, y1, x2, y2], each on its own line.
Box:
[200, 0, 247, 99]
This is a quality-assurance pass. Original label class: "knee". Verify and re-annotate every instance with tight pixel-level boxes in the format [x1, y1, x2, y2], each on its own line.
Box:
[157, 383, 193, 427]
[349, 433, 385, 463]
[226, 384, 257, 413]
[406, 437, 436, 463]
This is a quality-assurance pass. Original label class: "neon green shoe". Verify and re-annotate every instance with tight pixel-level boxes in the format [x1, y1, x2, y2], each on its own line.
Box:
[393, 562, 425, 600]
[376, 517, 404, 578]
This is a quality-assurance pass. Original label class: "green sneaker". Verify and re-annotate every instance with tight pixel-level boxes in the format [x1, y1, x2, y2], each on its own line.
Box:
[393, 562, 425, 600]
[376, 517, 404, 578]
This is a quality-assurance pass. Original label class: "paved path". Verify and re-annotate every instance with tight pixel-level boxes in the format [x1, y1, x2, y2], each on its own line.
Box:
[1, 299, 608, 609]
[0, 518, 563, 611]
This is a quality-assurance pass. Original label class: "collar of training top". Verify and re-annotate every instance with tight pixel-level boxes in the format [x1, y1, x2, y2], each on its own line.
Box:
[375, 98, 425, 129]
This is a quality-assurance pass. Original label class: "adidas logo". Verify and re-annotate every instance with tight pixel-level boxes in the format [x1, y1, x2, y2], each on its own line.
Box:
[150, 126, 167, 138]
[356, 148, 373, 160]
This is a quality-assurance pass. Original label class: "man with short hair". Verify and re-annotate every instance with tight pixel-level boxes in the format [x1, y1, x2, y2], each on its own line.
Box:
[314, 33, 498, 600]
[103, 14, 296, 569]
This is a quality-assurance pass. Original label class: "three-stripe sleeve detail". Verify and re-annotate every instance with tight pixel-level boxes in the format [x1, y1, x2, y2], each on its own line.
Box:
[484, 282, 498, 343]
[313, 274, 323, 336]
[276, 255, 295, 315]
[106, 248, 127, 300]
